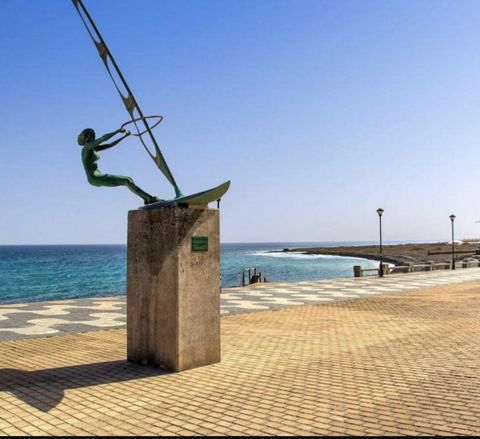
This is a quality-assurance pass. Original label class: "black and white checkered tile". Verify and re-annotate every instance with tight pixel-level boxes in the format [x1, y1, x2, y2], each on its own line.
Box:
[1, 268, 480, 341]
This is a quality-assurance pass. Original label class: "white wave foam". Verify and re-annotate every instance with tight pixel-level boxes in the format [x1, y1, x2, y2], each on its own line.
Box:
[250, 251, 344, 260]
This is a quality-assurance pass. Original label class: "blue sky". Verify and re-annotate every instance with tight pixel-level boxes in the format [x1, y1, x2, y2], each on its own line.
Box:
[1, 0, 480, 244]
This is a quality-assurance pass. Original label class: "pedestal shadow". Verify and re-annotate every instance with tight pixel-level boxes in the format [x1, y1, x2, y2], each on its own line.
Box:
[0, 360, 170, 412]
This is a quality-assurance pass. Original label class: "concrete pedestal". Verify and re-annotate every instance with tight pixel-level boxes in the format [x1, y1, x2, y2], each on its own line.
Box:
[127, 207, 220, 372]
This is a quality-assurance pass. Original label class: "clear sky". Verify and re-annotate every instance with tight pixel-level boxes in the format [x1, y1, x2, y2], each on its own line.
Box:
[1, 0, 480, 244]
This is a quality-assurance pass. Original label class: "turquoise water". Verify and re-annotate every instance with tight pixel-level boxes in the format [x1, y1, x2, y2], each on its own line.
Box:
[0, 243, 378, 304]
[220, 242, 378, 286]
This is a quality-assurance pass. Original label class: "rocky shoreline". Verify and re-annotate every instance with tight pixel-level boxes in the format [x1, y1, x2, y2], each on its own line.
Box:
[276, 242, 480, 266]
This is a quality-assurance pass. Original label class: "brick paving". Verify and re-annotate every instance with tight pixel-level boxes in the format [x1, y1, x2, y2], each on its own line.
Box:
[1, 281, 479, 435]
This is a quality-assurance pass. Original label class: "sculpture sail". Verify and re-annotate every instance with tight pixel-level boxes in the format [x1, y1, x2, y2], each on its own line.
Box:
[71, 0, 183, 198]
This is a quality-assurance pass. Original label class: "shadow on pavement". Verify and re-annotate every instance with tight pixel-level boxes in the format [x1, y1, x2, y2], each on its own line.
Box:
[0, 360, 170, 412]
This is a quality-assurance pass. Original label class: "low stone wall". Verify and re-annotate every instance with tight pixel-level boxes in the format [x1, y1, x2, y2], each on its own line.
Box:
[353, 259, 480, 277]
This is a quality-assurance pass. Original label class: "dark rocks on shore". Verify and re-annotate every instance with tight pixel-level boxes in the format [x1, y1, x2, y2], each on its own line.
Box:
[275, 242, 480, 265]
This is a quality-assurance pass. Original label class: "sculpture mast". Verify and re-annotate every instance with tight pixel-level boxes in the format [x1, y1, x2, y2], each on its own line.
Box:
[71, 0, 183, 198]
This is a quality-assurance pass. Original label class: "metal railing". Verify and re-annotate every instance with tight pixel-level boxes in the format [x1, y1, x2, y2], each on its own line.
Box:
[240, 267, 267, 286]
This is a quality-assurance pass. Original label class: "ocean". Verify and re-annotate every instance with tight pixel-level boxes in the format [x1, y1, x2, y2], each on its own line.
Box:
[0, 243, 378, 304]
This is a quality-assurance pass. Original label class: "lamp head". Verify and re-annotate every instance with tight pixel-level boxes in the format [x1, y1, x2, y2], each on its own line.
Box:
[376, 208, 384, 217]
[450, 214, 456, 222]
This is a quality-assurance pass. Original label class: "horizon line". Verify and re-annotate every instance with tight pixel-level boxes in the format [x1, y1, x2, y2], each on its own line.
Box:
[0, 239, 455, 247]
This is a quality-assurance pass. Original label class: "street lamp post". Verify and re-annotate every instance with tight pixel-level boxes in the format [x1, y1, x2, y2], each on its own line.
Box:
[377, 208, 384, 277]
[450, 214, 456, 270]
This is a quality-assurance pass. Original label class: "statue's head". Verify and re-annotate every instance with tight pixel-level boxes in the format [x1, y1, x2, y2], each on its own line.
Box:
[77, 128, 96, 146]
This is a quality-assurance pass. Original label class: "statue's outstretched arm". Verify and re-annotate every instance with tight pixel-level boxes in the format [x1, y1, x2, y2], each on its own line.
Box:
[95, 129, 123, 145]
[95, 130, 131, 151]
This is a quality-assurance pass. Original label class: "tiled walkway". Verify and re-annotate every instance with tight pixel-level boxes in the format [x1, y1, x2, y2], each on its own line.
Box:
[2, 268, 480, 341]
[0, 281, 479, 435]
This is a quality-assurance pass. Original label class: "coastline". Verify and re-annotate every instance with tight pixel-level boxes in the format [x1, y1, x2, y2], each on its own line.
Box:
[5, 242, 477, 305]
[276, 242, 480, 266]
[279, 249, 404, 265]
[0, 242, 377, 304]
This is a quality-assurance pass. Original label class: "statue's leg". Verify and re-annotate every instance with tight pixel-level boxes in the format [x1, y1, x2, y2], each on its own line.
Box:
[89, 173, 158, 204]
[123, 178, 159, 204]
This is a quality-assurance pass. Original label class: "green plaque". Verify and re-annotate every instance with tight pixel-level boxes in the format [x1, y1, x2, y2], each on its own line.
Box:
[192, 236, 208, 252]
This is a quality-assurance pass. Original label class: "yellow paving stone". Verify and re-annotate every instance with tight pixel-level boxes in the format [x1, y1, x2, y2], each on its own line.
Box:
[1, 281, 480, 435]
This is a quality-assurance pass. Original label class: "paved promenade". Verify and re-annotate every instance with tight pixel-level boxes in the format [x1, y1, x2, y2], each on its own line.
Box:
[2, 268, 480, 341]
[0, 280, 479, 435]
